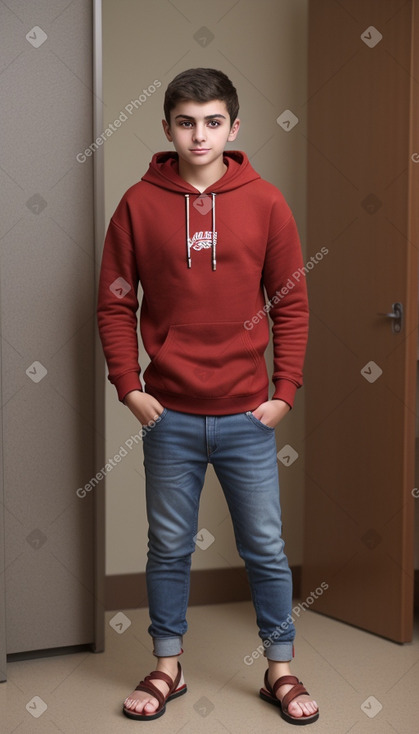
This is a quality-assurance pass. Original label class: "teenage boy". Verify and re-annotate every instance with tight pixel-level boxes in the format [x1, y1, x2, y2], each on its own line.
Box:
[97, 68, 319, 725]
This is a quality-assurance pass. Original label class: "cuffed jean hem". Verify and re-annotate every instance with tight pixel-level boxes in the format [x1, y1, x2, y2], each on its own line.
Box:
[152, 636, 184, 657]
[264, 642, 295, 661]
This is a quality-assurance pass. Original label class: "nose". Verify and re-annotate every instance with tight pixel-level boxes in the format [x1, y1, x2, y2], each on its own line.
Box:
[193, 123, 206, 143]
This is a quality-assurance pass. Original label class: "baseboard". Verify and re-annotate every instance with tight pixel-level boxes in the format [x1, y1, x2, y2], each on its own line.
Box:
[106, 565, 302, 611]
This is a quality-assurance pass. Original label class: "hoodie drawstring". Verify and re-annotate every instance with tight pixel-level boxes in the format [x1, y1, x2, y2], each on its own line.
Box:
[211, 193, 217, 271]
[185, 194, 191, 268]
[185, 193, 217, 270]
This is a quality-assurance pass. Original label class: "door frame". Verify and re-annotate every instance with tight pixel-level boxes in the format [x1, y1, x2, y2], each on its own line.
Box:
[406, 0, 419, 614]
[92, 0, 106, 654]
[0, 274, 6, 681]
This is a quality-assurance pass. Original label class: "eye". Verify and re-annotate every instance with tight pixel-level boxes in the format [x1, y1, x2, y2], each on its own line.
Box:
[179, 120, 193, 128]
[208, 120, 221, 127]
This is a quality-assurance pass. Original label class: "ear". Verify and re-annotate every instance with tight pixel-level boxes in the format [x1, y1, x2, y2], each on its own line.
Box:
[227, 118, 240, 142]
[162, 119, 173, 142]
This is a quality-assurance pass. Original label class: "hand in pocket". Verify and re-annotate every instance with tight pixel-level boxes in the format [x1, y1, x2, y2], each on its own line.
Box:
[124, 390, 165, 426]
[252, 399, 290, 428]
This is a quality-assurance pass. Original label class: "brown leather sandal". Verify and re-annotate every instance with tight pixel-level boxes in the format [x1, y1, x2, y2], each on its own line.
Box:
[123, 661, 187, 721]
[259, 672, 319, 725]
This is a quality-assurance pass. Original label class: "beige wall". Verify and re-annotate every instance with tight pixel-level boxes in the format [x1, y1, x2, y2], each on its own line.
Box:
[101, 0, 308, 576]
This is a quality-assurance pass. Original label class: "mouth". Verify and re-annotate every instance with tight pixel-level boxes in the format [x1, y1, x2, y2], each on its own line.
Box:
[190, 148, 210, 153]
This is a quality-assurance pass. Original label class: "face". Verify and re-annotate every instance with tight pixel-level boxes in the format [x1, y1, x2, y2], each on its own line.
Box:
[162, 99, 240, 167]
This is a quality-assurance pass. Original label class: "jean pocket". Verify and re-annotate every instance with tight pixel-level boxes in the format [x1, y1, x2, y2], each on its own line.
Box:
[245, 410, 275, 432]
[142, 408, 168, 437]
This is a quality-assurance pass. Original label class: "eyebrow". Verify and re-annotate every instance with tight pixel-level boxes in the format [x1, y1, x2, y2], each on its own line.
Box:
[174, 114, 227, 120]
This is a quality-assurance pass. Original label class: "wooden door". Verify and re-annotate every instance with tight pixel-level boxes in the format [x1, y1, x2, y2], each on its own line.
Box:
[302, 0, 418, 642]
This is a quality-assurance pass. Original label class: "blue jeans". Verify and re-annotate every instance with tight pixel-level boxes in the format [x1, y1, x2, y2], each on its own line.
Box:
[142, 408, 295, 662]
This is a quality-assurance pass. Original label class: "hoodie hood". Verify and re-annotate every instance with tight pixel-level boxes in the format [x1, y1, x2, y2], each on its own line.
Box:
[141, 151, 261, 270]
[141, 150, 261, 193]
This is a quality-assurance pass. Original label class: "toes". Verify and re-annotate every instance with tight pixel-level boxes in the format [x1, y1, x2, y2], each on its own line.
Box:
[143, 700, 158, 713]
[303, 700, 318, 715]
[124, 695, 159, 714]
[288, 699, 318, 718]
[288, 701, 304, 718]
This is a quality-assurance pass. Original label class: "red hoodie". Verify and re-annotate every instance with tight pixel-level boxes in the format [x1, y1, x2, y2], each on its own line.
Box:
[97, 151, 309, 414]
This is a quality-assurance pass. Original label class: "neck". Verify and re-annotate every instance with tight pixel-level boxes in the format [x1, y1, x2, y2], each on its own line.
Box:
[178, 156, 227, 193]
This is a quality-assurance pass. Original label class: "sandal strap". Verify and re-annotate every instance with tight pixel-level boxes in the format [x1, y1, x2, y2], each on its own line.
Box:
[263, 670, 313, 714]
[172, 662, 182, 690]
[134, 680, 165, 707]
[134, 662, 182, 705]
[271, 674, 300, 697]
[143, 670, 174, 687]
[281, 683, 310, 713]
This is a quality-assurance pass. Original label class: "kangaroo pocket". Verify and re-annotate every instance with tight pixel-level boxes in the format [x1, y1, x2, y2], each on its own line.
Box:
[144, 322, 265, 399]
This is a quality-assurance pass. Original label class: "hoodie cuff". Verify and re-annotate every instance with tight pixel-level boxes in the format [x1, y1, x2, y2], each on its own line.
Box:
[113, 372, 143, 403]
[272, 379, 299, 410]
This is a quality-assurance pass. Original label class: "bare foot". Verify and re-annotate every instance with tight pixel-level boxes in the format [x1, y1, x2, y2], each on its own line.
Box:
[123, 658, 183, 717]
[267, 661, 318, 720]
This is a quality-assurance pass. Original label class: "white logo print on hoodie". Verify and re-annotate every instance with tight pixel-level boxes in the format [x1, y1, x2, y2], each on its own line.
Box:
[189, 230, 218, 251]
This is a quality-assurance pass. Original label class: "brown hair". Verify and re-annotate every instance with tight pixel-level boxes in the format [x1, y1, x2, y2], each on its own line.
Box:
[164, 68, 239, 125]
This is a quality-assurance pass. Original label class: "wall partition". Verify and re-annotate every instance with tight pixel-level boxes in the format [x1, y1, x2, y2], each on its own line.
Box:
[0, 0, 104, 680]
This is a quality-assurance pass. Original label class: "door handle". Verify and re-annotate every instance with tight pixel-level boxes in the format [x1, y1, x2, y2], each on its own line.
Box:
[378, 302, 403, 333]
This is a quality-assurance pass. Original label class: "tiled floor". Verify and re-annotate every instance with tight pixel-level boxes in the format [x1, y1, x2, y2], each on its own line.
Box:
[3, 600, 419, 734]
